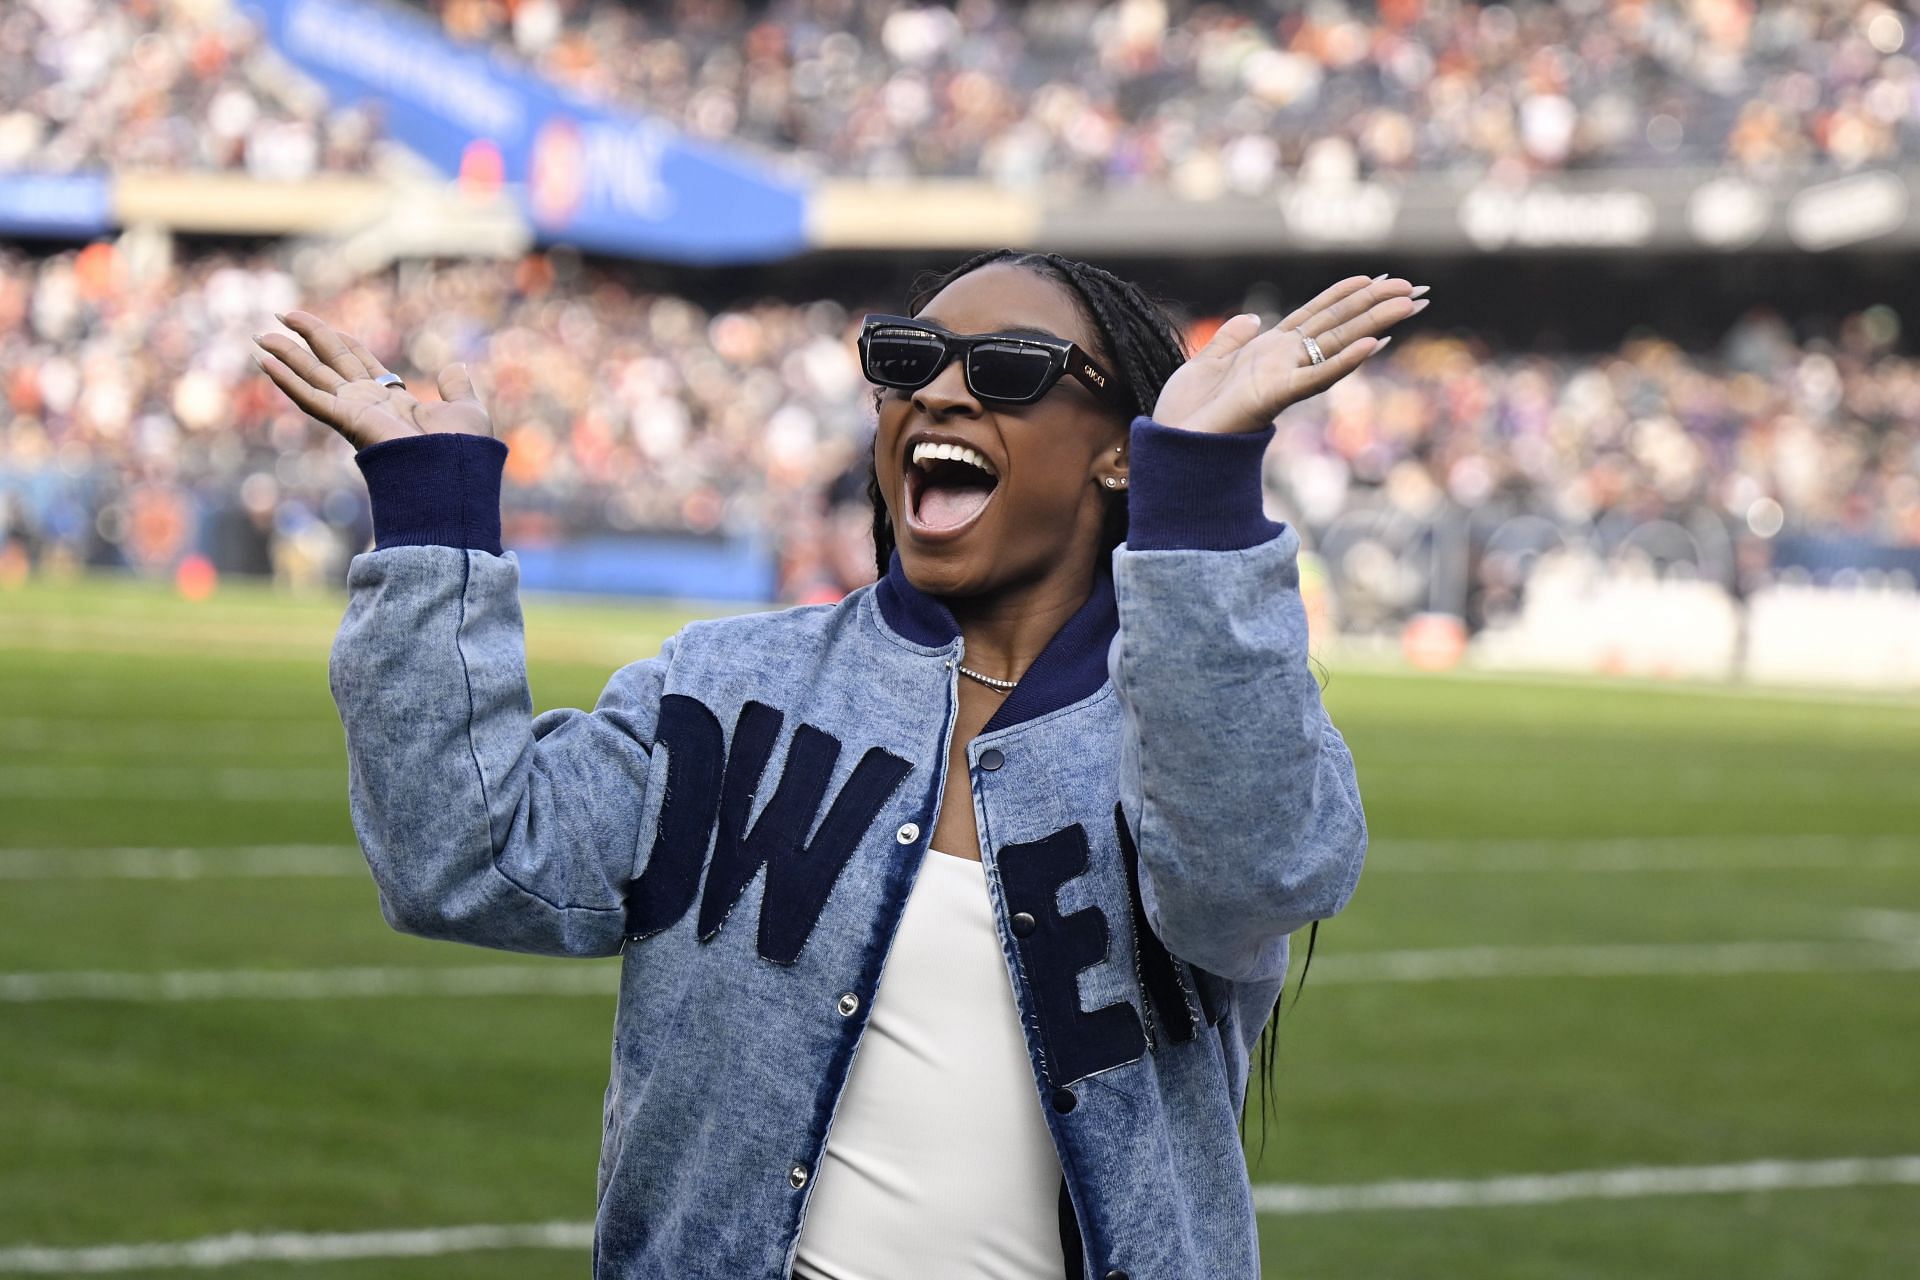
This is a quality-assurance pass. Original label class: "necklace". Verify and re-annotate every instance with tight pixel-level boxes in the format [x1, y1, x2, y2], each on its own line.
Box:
[956, 663, 1018, 692]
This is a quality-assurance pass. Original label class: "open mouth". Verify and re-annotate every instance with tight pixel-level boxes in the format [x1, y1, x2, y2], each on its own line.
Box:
[904, 439, 1000, 538]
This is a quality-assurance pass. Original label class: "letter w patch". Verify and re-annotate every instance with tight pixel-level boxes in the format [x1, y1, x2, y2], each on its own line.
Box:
[625, 697, 912, 965]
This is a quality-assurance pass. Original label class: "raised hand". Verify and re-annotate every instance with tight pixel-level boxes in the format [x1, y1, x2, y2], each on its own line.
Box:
[253, 311, 493, 450]
[1151, 274, 1430, 436]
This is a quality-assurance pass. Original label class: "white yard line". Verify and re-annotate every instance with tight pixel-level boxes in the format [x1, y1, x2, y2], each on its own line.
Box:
[1368, 833, 1918, 873]
[1251, 1154, 1920, 1214]
[1848, 909, 1920, 945]
[0, 766, 339, 801]
[1322, 654, 1920, 710]
[0, 847, 362, 880]
[4, 833, 1911, 882]
[0, 1222, 591, 1273]
[1311, 939, 1920, 984]
[3, 1156, 1916, 1271]
[7, 938, 1920, 1004]
[0, 966, 617, 1003]
[0, 716, 337, 755]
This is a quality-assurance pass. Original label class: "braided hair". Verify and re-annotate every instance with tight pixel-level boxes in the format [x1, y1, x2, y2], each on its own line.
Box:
[862, 249, 1317, 1156]
[865, 249, 1186, 580]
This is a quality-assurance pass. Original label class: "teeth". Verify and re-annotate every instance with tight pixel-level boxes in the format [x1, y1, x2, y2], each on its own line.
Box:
[910, 440, 996, 477]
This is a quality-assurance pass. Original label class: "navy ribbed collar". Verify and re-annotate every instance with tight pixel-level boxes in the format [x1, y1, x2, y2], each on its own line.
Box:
[874, 550, 1118, 733]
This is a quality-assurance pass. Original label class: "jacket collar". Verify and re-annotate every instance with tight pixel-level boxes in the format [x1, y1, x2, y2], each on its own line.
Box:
[874, 549, 1118, 733]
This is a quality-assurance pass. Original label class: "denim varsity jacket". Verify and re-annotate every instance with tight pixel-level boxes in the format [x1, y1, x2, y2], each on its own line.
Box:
[328, 416, 1368, 1280]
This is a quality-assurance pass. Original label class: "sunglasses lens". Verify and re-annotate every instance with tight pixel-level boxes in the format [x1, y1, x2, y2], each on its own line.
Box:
[865, 328, 947, 388]
[967, 341, 1055, 402]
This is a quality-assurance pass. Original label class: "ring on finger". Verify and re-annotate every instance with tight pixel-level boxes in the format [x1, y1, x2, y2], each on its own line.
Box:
[1301, 334, 1327, 366]
[374, 372, 406, 389]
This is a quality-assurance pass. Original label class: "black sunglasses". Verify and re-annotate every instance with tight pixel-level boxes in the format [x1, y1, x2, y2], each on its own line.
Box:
[858, 314, 1129, 412]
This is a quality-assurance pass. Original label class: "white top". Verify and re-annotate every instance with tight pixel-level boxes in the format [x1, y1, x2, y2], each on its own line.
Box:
[791, 849, 1067, 1280]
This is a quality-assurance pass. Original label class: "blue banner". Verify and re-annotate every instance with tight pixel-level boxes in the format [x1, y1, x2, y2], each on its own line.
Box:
[237, 0, 808, 263]
[0, 172, 113, 238]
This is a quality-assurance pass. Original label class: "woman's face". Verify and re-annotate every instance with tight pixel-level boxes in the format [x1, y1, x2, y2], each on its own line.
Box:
[873, 263, 1129, 601]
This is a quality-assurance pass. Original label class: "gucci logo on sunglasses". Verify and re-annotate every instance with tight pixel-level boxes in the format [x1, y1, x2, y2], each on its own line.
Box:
[859, 315, 1128, 411]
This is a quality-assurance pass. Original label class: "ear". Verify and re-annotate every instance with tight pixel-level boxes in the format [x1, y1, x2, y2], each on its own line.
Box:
[1090, 437, 1129, 493]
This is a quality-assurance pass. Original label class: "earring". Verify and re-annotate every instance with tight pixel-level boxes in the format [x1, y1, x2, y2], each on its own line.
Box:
[1103, 476, 1120, 488]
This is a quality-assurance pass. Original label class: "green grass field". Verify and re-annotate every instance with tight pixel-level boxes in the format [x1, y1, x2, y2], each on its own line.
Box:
[3, 576, 1918, 1278]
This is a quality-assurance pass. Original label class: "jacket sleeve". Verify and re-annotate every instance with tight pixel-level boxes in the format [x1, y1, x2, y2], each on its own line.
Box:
[1109, 416, 1368, 981]
[328, 433, 668, 957]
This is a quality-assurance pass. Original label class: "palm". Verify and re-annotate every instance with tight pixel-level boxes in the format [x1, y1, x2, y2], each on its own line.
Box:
[1151, 274, 1429, 435]
[338, 384, 492, 444]
[254, 310, 494, 451]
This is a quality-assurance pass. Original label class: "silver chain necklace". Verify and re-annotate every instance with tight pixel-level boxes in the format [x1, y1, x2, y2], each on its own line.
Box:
[956, 663, 1018, 692]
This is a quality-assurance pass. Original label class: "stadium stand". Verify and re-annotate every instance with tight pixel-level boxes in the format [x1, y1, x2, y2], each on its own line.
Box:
[401, 0, 1920, 185]
[1, 0, 1915, 682]
[8, 0, 1917, 187]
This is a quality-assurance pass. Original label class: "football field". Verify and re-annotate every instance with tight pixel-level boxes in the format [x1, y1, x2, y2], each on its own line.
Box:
[3, 577, 1917, 1279]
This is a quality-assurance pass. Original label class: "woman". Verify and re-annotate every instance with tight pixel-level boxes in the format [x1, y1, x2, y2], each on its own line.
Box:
[255, 250, 1424, 1280]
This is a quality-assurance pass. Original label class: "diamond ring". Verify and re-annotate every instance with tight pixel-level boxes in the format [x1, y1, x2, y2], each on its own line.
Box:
[1301, 335, 1326, 366]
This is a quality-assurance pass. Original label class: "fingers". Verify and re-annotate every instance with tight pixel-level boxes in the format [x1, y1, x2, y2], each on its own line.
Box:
[1194, 312, 1263, 363]
[255, 326, 345, 392]
[1277, 275, 1387, 334]
[252, 344, 353, 443]
[1299, 276, 1416, 340]
[1314, 294, 1429, 357]
[1288, 334, 1382, 401]
[437, 362, 482, 406]
[339, 329, 395, 383]
[279, 310, 371, 384]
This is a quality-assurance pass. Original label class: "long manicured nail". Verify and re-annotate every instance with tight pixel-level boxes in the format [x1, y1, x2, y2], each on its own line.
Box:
[1376, 335, 1394, 349]
[1410, 284, 1430, 298]
[1372, 273, 1389, 282]
[1410, 298, 1431, 313]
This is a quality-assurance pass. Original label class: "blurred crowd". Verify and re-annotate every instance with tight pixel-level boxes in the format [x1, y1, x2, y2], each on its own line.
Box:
[0, 0, 383, 179]
[0, 242, 875, 597]
[2, 240, 1915, 606]
[5, 0, 1916, 189]
[374, 0, 1920, 187]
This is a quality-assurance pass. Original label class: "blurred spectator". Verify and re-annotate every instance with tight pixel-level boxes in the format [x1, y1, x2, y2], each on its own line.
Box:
[2, 240, 1916, 605]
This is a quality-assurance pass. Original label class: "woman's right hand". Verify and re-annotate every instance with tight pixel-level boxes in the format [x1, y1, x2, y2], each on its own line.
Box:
[254, 311, 494, 450]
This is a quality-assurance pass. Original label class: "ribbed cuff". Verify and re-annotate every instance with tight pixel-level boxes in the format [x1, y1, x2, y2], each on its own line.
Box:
[354, 433, 508, 555]
[1124, 416, 1283, 551]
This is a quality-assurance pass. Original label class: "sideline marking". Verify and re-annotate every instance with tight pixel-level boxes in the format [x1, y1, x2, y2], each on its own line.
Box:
[0, 847, 361, 880]
[5, 1157, 1918, 1270]
[7, 939, 1920, 1003]
[1251, 1154, 1920, 1214]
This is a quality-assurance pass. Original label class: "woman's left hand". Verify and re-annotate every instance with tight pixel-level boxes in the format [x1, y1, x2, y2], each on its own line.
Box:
[1150, 274, 1429, 436]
